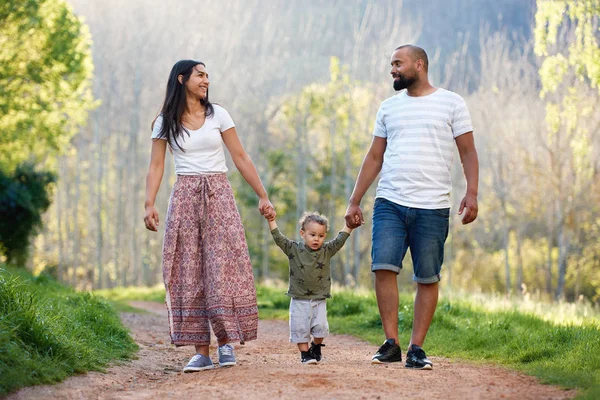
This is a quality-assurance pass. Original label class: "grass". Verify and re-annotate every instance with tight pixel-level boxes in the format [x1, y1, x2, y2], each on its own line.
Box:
[0, 266, 138, 396]
[97, 283, 600, 398]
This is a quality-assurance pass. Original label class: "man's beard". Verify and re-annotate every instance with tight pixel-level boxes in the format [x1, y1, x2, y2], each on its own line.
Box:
[393, 75, 416, 91]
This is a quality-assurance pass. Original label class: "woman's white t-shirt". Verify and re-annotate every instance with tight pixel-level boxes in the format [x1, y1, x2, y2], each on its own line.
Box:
[151, 104, 235, 175]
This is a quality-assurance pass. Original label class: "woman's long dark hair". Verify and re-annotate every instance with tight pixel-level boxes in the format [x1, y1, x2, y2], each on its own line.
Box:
[154, 60, 214, 151]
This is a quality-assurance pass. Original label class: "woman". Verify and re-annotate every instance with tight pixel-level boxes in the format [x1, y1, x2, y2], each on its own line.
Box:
[144, 59, 274, 372]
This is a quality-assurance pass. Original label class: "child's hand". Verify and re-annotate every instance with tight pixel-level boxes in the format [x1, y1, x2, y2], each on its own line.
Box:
[263, 207, 276, 221]
[264, 213, 276, 222]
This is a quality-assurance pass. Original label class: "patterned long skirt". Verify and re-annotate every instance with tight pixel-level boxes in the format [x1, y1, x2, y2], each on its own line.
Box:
[162, 173, 258, 346]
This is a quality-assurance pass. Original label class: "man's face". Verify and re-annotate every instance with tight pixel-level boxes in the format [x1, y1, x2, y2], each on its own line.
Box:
[390, 48, 418, 91]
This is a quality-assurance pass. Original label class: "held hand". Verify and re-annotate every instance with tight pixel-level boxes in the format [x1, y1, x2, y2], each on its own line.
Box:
[458, 193, 478, 225]
[344, 204, 364, 229]
[258, 197, 276, 220]
[144, 205, 160, 231]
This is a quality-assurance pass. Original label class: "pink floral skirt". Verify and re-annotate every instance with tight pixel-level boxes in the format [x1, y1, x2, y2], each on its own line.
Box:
[162, 174, 258, 346]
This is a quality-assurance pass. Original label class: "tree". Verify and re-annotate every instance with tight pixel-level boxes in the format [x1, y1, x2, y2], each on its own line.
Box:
[0, 0, 95, 172]
[535, 0, 600, 299]
[265, 57, 381, 285]
[535, 0, 600, 95]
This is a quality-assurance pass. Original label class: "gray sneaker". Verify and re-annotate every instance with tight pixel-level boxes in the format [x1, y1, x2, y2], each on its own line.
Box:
[218, 344, 236, 367]
[183, 354, 214, 373]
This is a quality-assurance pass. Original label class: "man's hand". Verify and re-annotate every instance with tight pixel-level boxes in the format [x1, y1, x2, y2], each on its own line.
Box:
[458, 193, 478, 225]
[344, 204, 364, 229]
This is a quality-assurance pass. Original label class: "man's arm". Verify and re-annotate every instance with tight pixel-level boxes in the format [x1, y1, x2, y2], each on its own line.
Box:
[455, 132, 479, 224]
[345, 136, 387, 228]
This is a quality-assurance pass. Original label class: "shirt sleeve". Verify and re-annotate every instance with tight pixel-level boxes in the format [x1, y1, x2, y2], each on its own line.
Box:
[451, 96, 473, 138]
[270, 228, 295, 257]
[216, 106, 235, 132]
[151, 115, 165, 140]
[323, 231, 351, 257]
[372, 103, 387, 138]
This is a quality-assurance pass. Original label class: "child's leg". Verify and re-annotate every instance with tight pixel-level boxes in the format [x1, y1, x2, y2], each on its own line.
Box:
[310, 299, 329, 342]
[297, 343, 309, 352]
[290, 299, 318, 363]
[289, 298, 311, 348]
[309, 300, 329, 361]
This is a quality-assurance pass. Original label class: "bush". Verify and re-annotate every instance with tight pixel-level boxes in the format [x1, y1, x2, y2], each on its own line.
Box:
[0, 163, 55, 265]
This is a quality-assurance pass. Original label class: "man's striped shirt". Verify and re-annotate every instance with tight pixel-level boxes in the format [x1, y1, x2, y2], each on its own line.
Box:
[373, 88, 473, 209]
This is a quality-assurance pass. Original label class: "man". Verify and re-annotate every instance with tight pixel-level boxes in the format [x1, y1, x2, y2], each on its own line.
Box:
[345, 45, 479, 370]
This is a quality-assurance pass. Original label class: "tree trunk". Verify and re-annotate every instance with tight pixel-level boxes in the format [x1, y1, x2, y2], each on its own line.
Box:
[555, 223, 570, 300]
[343, 111, 354, 286]
[56, 160, 65, 281]
[72, 148, 83, 287]
[502, 221, 511, 294]
[129, 67, 142, 285]
[516, 229, 524, 294]
[93, 116, 104, 289]
[295, 104, 308, 241]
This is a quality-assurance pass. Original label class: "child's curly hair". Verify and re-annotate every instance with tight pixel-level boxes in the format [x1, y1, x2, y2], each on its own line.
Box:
[299, 211, 329, 232]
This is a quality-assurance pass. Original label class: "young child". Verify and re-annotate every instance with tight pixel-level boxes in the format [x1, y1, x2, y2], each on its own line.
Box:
[266, 211, 353, 364]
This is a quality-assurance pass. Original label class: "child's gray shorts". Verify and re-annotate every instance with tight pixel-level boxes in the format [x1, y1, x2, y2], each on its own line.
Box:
[289, 298, 329, 343]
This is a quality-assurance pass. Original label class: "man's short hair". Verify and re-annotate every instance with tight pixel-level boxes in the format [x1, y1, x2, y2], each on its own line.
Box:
[396, 45, 428, 71]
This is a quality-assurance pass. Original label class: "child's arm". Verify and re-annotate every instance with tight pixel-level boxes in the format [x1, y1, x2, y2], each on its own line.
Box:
[268, 218, 278, 231]
[268, 218, 295, 256]
[323, 224, 352, 256]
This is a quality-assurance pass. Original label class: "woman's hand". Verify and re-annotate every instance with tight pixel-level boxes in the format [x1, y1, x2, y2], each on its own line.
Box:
[258, 197, 276, 220]
[144, 205, 160, 231]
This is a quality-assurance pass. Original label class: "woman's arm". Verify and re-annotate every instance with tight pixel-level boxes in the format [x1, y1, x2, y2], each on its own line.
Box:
[144, 139, 167, 231]
[222, 127, 275, 218]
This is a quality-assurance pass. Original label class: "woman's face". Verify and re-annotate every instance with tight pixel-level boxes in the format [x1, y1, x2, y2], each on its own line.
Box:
[182, 64, 209, 100]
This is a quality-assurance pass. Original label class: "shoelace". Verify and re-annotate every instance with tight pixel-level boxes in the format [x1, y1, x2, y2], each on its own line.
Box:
[189, 354, 204, 364]
[219, 344, 233, 356]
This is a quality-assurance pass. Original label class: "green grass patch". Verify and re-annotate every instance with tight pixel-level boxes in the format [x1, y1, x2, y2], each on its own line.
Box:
[96, 284, 166, 304]
[0, 266, 137, 396]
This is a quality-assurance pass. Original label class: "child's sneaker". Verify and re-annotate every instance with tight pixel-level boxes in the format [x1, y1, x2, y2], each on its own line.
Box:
[301, 350, 318, 364]
[309, 342, 325, 362]
[183, 354, 214, 372]
[405, 344, 433, 370]
[217, 344, 236, 367]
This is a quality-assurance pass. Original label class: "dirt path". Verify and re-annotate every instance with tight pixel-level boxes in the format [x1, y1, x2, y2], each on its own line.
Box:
[8, 302, 576, 400]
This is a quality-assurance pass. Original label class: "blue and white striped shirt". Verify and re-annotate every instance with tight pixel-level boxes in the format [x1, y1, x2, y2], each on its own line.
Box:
[373, 88, 473, 209]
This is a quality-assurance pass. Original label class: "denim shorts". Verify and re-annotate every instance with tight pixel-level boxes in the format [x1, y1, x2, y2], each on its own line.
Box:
[371, 197, 449, 284]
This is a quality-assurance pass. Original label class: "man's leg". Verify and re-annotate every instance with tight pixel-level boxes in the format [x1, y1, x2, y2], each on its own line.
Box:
[405, 207, 448, 369]
[410, 281, 438, 347]
[375, 270, 400, 343]
[370, 198, 407, 363]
